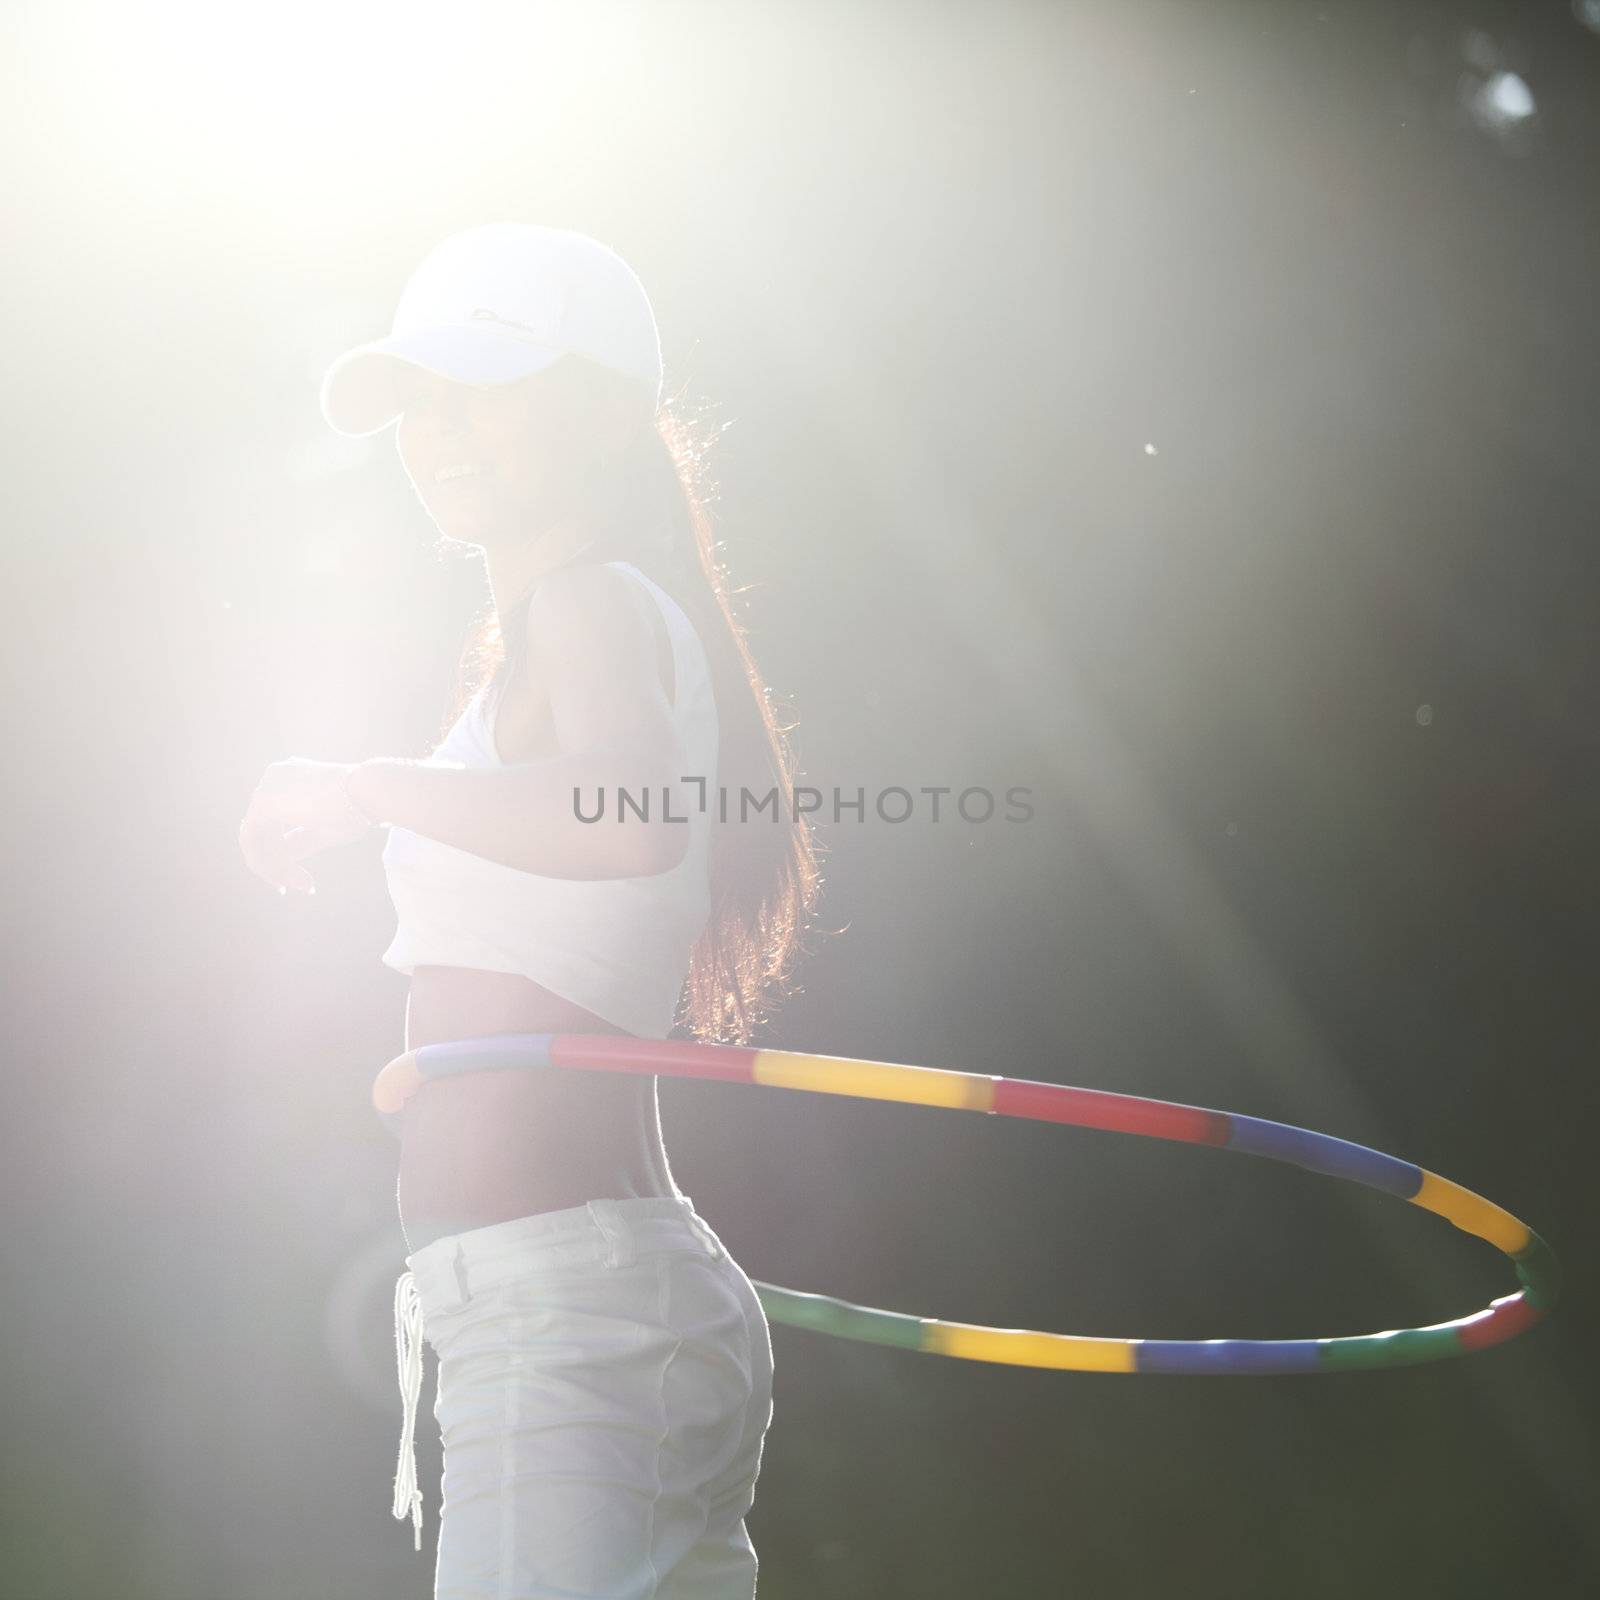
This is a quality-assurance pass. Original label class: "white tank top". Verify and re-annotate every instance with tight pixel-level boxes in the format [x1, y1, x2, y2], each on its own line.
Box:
[378, 560, 720, 1038]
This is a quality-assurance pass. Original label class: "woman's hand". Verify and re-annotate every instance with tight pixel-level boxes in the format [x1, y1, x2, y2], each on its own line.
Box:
[238, 758, 375, 895]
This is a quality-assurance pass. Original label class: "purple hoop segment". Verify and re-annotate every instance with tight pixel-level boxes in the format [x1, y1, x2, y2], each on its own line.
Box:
[372, 1035, 1560, 1376]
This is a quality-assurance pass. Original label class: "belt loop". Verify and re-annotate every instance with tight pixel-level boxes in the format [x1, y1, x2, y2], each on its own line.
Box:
[679, 1199, 719, 1258]
[587, 1199, 634, 1269]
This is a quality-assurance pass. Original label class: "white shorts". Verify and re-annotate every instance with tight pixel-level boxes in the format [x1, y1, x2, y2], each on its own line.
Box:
[392, 1196, 775, 1600]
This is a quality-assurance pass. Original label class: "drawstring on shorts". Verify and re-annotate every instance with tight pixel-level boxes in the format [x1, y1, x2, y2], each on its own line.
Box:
[392, 1269, 426, 1550]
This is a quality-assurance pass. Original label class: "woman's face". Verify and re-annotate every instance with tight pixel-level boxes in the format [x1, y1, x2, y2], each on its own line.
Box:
[395, 363, 596, 547]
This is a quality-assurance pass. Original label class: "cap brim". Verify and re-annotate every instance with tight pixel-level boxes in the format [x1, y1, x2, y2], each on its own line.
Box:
[318, 326, 565, 436]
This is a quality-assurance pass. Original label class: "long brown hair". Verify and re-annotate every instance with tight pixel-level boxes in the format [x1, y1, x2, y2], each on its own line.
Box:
[446, 358, 820, 1043]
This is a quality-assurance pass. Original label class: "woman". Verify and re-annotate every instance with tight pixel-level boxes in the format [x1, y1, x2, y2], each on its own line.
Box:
[238, 223, 817, 1599]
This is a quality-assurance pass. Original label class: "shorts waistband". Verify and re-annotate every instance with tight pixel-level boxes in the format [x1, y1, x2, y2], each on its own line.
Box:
[404, 1195, 726, 1315]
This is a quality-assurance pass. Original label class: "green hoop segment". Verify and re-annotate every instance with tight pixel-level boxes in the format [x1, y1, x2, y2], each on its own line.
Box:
[372, 1034, 1559, 1376]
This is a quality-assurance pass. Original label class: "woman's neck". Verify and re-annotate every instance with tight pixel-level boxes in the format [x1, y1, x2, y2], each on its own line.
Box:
[483, 517, 596, 623]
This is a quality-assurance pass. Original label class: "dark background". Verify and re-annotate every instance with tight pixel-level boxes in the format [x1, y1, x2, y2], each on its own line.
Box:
[2, 1, 1596, 1595]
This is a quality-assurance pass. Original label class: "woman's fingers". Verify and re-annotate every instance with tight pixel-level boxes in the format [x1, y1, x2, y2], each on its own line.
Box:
[238, 761, 371, 894]
[239, 798, 316, 895]
[283, 822, 359, 861]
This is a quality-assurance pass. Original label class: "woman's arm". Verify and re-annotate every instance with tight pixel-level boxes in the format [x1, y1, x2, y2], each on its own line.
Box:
[240, 565, 690, 894]
[353, 563, 690, 880]
[348, 746, 685, 881]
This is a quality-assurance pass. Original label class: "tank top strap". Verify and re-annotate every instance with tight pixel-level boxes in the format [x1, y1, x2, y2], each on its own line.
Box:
[603, 560, 700, 709]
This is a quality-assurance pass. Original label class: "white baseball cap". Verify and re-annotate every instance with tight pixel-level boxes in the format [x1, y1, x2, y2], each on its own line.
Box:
[319, 222, 663, 437]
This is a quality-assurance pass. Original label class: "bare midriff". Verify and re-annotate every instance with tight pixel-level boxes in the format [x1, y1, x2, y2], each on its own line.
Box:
[397, 964, 680, 1254]
[395, 577, 688, 1254]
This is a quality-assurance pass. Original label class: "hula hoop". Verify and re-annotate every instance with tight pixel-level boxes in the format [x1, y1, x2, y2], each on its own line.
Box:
[373, 1035, 1560, 1376]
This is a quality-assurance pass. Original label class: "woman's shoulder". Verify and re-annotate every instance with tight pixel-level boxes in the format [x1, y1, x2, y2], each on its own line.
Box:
[526, 559, 659, 642]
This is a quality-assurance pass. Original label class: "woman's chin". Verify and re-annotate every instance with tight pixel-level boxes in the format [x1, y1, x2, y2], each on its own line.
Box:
[425, 506, 507, 549]
[427, 517, 490, 548]
[421, 491, 567, 553]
